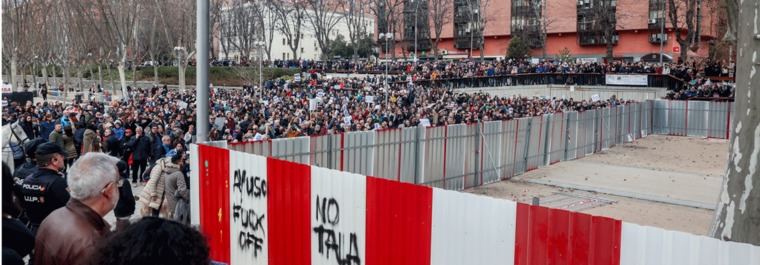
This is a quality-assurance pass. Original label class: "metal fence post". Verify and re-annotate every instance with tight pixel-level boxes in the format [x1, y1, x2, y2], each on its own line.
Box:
[523, 119, 532, 172]
[474, 122, 481, 187]
[414, 126, 422, 184]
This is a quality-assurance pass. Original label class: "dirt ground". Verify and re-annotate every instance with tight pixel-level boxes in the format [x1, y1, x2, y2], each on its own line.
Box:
[468, 135, 729, 235]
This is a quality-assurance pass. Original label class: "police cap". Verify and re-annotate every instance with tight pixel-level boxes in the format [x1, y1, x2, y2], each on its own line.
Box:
[35, 142, 66, 157]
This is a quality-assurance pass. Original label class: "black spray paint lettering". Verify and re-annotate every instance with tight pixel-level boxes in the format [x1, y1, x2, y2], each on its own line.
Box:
[232, 168, 267, 259]
[316, 196, 340, 225]
[233, 204, 266, 235]
[233, 169, 267, 198]
[313, 195, 361, 265]
[233, 203, 266, 257]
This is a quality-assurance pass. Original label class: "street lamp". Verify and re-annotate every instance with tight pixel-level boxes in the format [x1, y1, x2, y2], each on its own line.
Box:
[253, 41, 266, 96]
[378, 32, 394, 84]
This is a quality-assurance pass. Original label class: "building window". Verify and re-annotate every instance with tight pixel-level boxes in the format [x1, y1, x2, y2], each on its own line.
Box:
[301, 47, 304, 53]
[577, 0, 618, 46]
[511, 0, 543, 48]
[282, 38, 286, 45]
[283, 53, 286, 59]
[453, 0, 483, 50]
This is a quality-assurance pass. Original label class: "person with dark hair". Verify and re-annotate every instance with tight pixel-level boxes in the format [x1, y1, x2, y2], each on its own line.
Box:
[81, 120, 101, 155]
[128, 126, 152, 183]
[94, 217, 210, 265]
[114, 161, 135, 231]
[163, 152, 189, 223]
[19, 143, 70, 235]
[13, 138, 46, 182]
[3, 163, 35, 265]
[62, 125, 78, 168]
[48, 123, 64, 149]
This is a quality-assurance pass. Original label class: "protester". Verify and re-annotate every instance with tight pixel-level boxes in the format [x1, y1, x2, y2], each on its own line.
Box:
[128, 126, 152, 183]
[114, 161, 136, 231]
[82, 120, 102, 154]
[33, 153, 121, 265]
[93, 217, 210, 265]
[3, 163, 35, 265]
[19, 143, 70, 235]
[62, 126, 78, 167]
[48, 123, 64, 149]
[138, 152, 182, 217]
[163, 153, 189, 222]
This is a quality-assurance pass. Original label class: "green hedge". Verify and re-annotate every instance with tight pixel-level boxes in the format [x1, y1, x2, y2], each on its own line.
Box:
[25, 65, 299, 86]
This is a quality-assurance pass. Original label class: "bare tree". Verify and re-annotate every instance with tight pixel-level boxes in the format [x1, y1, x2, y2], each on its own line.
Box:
[429, 0, 452, 57]
[343, 0, 370, 60]
[305, 0, 345, 59]
[155, 0, 196, 90]
[711, 0, 759, 246]
[580, 0, 630, 60]
[667, 0, 700, 62]
[369, 0, 405, 59]
[272, 0, 307, 60]
[224, 0, 260, 64]
[211, 0, 231, 61]
[74, 0, 143, 98]
[2, 0, 33, 91]
[257, 0, 278, 61]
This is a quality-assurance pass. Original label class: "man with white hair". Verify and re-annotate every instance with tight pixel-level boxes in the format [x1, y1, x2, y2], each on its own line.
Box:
[33, 152, 121, 265]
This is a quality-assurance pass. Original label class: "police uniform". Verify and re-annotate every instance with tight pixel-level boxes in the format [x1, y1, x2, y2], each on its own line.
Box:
[19, 143, 70, 235]
[13, 138, 47, 187]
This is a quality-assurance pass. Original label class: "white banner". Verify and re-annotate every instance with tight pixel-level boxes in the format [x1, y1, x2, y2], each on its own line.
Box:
[605, 74, 648, 86]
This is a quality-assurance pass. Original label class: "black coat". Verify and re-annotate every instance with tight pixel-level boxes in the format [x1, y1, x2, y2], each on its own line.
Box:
[106, 134, 122, 157]
[130, 135, 152, 161]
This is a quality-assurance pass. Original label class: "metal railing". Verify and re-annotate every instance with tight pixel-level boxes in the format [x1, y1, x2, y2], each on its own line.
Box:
[228, 99, 732, 191]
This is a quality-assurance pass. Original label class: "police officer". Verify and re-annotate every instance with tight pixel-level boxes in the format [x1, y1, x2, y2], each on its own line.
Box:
[19, 142, 70, 235]
[14, 138, 47, 181]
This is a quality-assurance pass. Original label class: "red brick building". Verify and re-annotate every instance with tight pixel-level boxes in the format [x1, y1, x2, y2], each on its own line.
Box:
[381, 0, 726, 62]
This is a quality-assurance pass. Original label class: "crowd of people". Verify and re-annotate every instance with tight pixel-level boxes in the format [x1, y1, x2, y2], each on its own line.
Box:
[0, 57, 733, 264]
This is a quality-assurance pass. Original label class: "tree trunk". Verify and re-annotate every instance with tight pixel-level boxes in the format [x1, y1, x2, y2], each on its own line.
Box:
[98, 64, 103, 89]
[107, 63, 116, 95]
[51, 65, 57, 88]
[131, 63, 138, 87]
[10, 54, 18, 91]
[88, 65, 94, 84]
[711, 0, 759, 246]
[63, 64, 70, 98]
[32, 64, 37, 89]
[42, 64, 49, 87]
[679, 42, 689, 63]
[77, 68, 83, 92]
[117, 58, 129, 100]
[606, 42, 614, 61]
[178, 63, 186, 91]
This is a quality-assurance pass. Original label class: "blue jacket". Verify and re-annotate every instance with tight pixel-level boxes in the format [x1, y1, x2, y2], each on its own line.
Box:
[38, 121, 55, 140]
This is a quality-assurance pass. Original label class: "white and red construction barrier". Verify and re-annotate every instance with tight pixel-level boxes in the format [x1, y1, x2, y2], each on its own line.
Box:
[190, 144, 759, 265]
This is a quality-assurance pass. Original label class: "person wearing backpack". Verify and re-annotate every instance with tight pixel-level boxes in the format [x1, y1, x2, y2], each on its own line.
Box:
[138, 152, 181, 218]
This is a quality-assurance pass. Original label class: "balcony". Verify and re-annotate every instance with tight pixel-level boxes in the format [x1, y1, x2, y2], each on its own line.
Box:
[648, 18, 665, 30]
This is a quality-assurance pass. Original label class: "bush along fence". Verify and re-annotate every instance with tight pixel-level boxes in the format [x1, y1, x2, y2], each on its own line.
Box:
[189, 143, 760, 265]
[226, 99, 733, 191]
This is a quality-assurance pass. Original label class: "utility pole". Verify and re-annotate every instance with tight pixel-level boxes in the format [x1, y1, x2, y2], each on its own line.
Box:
[196, 0, 209, 143]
